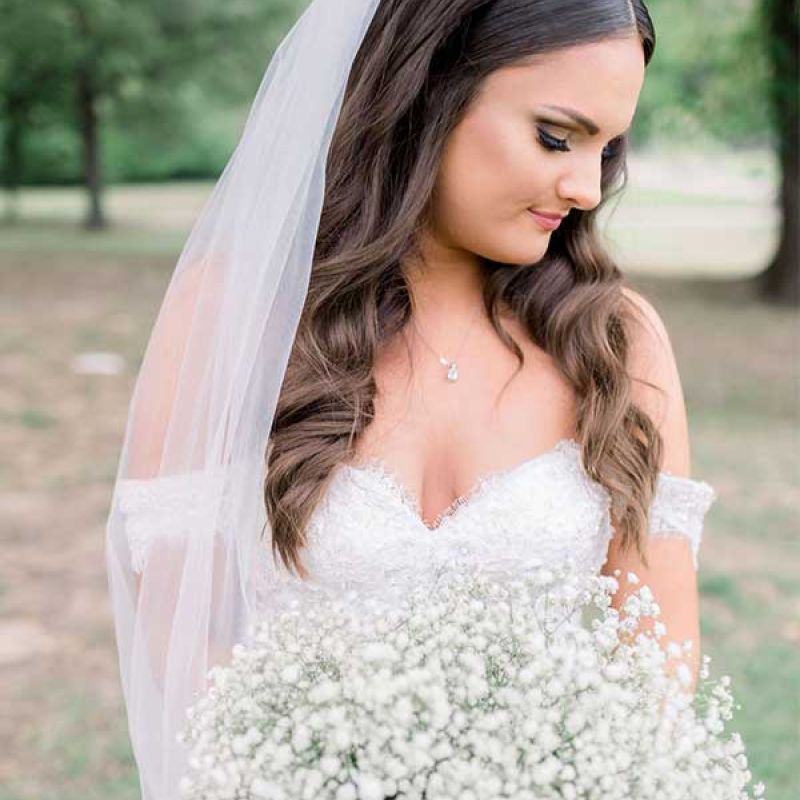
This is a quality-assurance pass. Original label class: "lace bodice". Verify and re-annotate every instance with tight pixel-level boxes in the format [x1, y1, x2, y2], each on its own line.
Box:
[115, 438, 717, 619]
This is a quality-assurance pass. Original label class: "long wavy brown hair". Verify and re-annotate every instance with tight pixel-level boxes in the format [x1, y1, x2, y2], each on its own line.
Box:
[265, 0, 663, 580]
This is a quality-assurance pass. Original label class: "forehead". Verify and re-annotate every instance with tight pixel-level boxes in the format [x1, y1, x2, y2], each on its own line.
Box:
[480, 36, 646, 134]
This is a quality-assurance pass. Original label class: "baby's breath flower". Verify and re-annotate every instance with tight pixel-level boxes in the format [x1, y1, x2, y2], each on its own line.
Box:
[178, 561, 765, 800]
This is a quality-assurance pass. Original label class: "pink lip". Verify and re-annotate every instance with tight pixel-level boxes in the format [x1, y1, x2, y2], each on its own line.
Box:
[527, 209, 565, 231]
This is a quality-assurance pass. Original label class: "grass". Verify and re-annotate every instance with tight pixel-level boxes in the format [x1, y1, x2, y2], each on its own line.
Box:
[7, 687, 141, 800]
[0, 156, 796, 798]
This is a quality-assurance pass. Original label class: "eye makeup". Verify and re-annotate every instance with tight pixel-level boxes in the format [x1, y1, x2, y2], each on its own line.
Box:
[536, 125, 624, 162]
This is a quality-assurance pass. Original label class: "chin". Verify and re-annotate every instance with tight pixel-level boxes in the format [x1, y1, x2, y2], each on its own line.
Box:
[483, 237, 549, 266]
[464, 220, 552, 266]
[478, 251, 546, 268]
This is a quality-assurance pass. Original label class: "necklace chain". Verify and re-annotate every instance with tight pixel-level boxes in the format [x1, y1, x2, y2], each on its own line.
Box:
[410, 302, 484, 383]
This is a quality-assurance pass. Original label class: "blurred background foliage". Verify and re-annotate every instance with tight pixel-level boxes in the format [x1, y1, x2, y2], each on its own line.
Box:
[0, 0, 795, 299]
[0, 0, 783, 177]
[0, 0, 299, 185]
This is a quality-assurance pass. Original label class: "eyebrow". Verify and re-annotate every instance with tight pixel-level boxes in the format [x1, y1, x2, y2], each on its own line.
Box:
[536, 104, 600, 136]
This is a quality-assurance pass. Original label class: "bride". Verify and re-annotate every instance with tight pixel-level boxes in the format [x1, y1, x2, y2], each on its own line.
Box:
[106, 0, 717, 798]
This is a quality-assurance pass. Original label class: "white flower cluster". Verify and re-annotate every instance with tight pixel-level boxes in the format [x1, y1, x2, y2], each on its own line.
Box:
[178, 562, 766, 800]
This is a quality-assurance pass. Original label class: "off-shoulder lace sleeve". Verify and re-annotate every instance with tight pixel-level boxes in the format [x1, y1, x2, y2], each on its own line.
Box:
[648, 472, 718, 569]
[108, 457, 267, 799]
[115, 468, 229, 574]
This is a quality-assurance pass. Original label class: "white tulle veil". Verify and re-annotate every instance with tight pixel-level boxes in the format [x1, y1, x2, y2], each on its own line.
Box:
[104, 1, 382, 797]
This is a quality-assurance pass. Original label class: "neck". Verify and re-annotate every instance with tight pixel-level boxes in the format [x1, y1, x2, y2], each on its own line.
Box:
[402, 230, 486, 323]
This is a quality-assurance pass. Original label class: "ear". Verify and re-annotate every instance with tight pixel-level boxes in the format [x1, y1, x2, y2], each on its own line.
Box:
[621, 286, 691, 478]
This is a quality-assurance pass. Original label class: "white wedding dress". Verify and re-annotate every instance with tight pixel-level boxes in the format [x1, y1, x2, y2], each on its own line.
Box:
[117, 437, 717, 621]
[112, 435, 718, 799]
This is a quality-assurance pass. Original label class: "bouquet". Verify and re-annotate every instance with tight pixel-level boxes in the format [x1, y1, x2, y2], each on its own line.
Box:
[178, 561, 766, 800]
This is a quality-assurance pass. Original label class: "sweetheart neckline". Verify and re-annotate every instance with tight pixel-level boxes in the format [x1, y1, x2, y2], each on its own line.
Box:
[339, 437, 582, 532]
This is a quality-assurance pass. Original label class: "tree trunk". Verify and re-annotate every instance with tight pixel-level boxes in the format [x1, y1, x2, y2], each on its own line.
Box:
[759, 0, 799, 305]
[76, 64, 106, 230]
[1, 94, 24, 223]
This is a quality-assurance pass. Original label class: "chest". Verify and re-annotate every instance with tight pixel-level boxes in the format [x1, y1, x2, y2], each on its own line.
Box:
[277, 438, 615, 612]
[350, 322, 578, 528]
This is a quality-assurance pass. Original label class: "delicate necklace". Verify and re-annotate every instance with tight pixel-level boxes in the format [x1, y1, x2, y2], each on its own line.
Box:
[410, 302, 485, 383]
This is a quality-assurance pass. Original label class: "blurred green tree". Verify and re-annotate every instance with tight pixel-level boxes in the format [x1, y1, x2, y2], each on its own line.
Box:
[605, 0, 799, 305]
[640, 0, 772, 146]
[758, 0, 798, 305]
[0, 0, 73, 221]
[0, 0, 300, 229]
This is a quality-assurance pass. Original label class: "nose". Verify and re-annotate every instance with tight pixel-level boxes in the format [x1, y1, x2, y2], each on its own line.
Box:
[555, 156, 603, 213]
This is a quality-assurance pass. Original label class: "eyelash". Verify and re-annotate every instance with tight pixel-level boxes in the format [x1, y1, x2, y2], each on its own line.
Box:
[536, 127, 622, 162]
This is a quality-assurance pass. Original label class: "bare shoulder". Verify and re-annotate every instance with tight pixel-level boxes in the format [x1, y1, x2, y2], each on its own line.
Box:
[621, 286, 672, 349]
[620, 286, 692, 477]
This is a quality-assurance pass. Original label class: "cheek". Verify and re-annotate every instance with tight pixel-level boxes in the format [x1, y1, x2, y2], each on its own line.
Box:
[432, 113, 555, 263]
[437, 113, 523, 213]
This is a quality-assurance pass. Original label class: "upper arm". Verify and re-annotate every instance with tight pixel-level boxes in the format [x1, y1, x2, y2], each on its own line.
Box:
[621, 286, 691, 476]
[602, 287, 702, 688]
[126, 259, 216, 479]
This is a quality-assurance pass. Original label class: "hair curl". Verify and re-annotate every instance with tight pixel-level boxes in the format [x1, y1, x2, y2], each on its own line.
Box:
[265, 0, 663, 579]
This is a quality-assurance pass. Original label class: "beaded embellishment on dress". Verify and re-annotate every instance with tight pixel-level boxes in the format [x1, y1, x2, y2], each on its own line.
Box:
[341, 437, 581, 531]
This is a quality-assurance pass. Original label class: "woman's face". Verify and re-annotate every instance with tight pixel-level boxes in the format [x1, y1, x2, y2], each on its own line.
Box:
[430, 35, 646, 266]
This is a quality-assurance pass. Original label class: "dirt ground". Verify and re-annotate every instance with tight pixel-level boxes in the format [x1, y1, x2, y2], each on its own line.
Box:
[0, 157, 797, 799]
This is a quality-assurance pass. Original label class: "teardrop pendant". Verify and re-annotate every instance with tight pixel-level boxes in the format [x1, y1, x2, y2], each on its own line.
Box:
[446, 361, 459, 382]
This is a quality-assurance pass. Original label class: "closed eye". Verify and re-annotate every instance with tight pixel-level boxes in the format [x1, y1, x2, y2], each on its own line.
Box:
[537, 126, 624, 162]
[536, 127, 570, 153]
